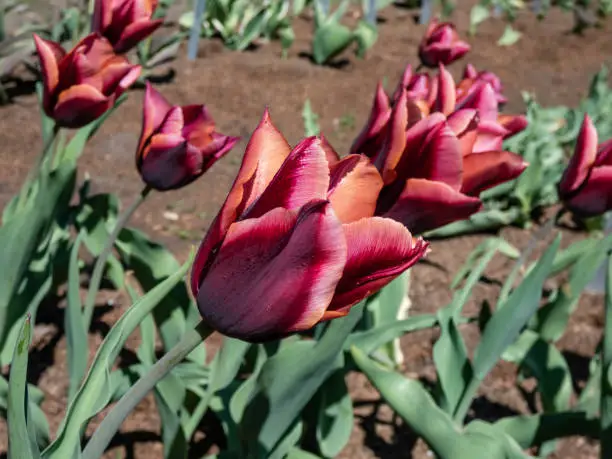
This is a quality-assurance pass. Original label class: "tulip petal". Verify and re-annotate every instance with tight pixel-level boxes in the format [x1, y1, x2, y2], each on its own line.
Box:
[559, 114, 598, 196]
[565, 166, 612, 217]
[384, 178, 482, 234]
[33, 35, 65, 110]
[137, 82, 173, 155]
[447, 109, 479, 157]
[139, 133, 198, 190]
[374, 88, 408, 182]
[350, 82, 391, 157]
[328, 154, 383, 223]
[200, 132, 240, 165]
[420, 123, 463, 189]
[112, 19, 163, 53]
[190, 109, 291, 294]
[457, 81, 498, 122]
[463, 63, 477, 79]
[244, 137, 330, 218]
[472, 120, 509, 154]
[498, 114, 528, 138]
[320, 134, 340, 166]
[435, 63, 456, 115]
[91, 0, 112, 34]
[53, 84, 111, 128]
[196, 201, 347, 341]
[462, 151, 528, 196]
[324, 217, 428, 317]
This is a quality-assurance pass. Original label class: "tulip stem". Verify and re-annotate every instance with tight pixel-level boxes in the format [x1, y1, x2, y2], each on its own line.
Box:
[82, 320, 214, 459]
[82, 185, 152, 330]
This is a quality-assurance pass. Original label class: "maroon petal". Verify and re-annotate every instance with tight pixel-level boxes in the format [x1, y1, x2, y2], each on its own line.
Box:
[112, 19, 163, 53]
[498, 114, 528, 138]
[384, 178, 482, 234]
[244, 137, 330, 218]
[457, 81, 498, 122]
[472, 120, 509, 154]
[375, 88, 409, 183]
[559, 114, 598, 196]
[462, 151, 528, 196]
[196, 201, 347, 341]
[419, 122, 463, 189]
[137, 82, 173, 156]
[350, 82, 391, 157]
[565, 166, 612, 217]
[53, 84, 111, 128]
[325, 217, 428, 317]
[447, 109, 479, 157]
[320, 134, 341, 166]
[435, 63, 456, 115]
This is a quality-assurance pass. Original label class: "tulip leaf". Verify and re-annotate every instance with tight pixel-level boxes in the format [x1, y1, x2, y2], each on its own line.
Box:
[433, 307, 472, 415]
[602, 255, 612, 457]
[312, 22, 354, 65]
[42, 255, 192, 459]
[116, 227, 201, 353]
[530, 233, 612, 342]
[65, 231, 88, 402]
[351, 346, 462, 459]
[353, 20, 377, 58]
[7, 315, 41, 459]
[239, 303, 365, 457]
[314, 369, 353, 457]
[302, 99, 320, 137]
[469, 4, 490, 35]
[497, 25, 522, 46]
[503, 330, 573, 412]
[74, 193, 119, 257]
[424, 208, 522, 239]
[286, 448, 321, 459]
[472, 235, 559, 380]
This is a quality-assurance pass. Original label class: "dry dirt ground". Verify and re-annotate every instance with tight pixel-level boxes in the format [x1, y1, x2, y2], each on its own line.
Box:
[1, 0, 611, 457]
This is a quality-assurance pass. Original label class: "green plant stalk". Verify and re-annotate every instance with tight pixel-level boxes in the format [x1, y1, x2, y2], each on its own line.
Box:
[82, 185, 152, 329]
[601, 255, 612, 459]
[17, 124, 60, 209]
[81, 320, 214, 459]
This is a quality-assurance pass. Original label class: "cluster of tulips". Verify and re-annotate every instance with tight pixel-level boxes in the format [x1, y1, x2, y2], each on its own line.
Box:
[27, 6, 612, 450]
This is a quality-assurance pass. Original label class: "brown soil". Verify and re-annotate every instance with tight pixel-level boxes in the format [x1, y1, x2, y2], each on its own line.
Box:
[1, 1, 611, 457]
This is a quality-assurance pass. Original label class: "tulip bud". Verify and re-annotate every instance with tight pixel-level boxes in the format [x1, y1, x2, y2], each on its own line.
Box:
[558, 115, 612, 217]
[34, 33, 141, 129]
[136, 83, 239, 191]
[191, 111, 427, 341]
[92, 0, 163, 53]
[418, 19, 470, 68]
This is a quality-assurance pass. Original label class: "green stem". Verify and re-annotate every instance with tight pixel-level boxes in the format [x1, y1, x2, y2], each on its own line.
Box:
[452, 377, 480, 424]
[601, 255, 612, 459]
[82, 185, 152, 329]
[81, 321, 214, 459]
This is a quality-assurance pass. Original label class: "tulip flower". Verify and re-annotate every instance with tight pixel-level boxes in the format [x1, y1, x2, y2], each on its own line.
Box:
[136, 83, 239, 191]
[368, 89, 527, 234]
[418, 19, 470, 68]
[191, 110, 428, 341]
[460, 63, 507, 104]
[34, 33, 140, 128]
[92, 0, 163, 53]
[558, 115, 612, 217]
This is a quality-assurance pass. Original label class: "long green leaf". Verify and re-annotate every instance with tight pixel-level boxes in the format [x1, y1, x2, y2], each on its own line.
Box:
[602, 254, 612, 458]
[7, 315, 40, 459]
[65, 232, 88, 401]
[43, 255, 192, 459]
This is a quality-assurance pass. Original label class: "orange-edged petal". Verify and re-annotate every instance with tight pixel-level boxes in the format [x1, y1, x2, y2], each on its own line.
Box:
[244, 137, 330, 218]
[53, 84, 111, 128]
[564, 166, 612, 217]
[116, 64, 140, 94]
[384, 178, 482, 234]
[320, 134, 341, 166]
[33, 34, 65, 112]
[559, 114, 598, 196]
[328, 154, 383, 223]
[350, 82, 391, 157]
[195, 201, 347, 341]
[374, 87, 409, 183]
[435, 63, 456, 115]
[462, 151, 528, 196]
[112, 18, 163, 53]
[325, 217, 428, 316]
[189, 109, 290, 295]
[498, 114, 528, 138]
[447, 109, 479, 157]
[137, 82, 173, 156]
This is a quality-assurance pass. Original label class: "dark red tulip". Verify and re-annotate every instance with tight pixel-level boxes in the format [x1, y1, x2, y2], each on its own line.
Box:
[34, 33, 140, 128]
[136, 82, 239, 191]
[190, 110, 427, 341]
[92, 0, 163, 53]
[370, 89, 527, 234]
[558, 115, 612, 217]
[418, 19, 470, 68]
